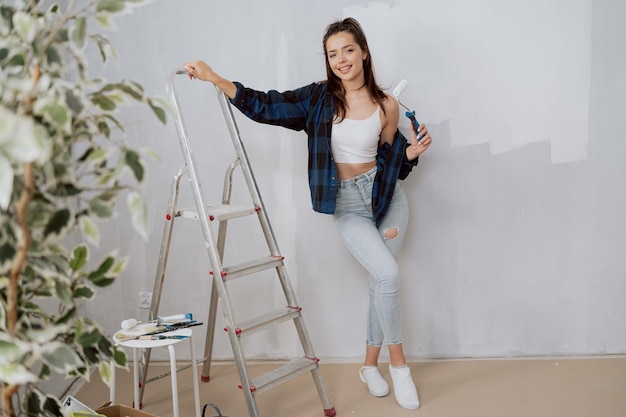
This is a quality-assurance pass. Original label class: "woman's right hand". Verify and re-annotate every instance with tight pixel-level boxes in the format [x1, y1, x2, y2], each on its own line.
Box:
[182, 60, 237, 98]
[183, 60, 217, 82]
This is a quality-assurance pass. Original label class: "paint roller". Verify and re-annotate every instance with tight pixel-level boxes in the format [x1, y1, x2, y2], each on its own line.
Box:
[392, 79, 423, 141]
[120, 313, 193, 330]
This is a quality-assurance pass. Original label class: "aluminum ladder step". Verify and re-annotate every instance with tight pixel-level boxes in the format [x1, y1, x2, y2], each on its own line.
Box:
[232, 307, 302, 338]
[218, 255, 284, 281]
[177, 203, 257, 222]
[246, 357, 320, 396]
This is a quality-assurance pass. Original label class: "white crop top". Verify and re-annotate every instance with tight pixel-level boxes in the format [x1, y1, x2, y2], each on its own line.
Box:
[331, 106, 381, 164]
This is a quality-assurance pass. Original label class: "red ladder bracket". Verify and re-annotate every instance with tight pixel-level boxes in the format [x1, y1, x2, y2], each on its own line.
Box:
[224, 326, 242, 335]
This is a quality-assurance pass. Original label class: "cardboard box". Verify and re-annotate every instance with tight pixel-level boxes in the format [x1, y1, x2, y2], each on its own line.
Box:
[96, 404, 157, 417]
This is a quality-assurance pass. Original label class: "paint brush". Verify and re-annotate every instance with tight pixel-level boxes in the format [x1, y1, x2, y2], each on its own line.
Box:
[136, 335, 190, 340]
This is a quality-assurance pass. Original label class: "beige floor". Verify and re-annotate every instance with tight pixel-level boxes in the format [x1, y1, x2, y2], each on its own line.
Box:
[75, 356, 626, 417]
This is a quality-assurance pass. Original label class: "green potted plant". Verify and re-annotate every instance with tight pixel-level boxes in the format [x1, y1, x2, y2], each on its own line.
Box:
[0, 0, 167, 415]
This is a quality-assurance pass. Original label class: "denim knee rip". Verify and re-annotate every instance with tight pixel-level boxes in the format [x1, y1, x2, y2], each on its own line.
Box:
[383, 227, 400, 240]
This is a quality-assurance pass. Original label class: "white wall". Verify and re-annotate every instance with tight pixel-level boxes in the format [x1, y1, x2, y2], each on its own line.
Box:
[84, 0, 626, 362]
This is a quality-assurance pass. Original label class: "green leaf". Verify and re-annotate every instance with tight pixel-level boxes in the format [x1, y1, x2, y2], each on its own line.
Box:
[79, 216, 100, 246]
[13, 11, 36, 43]
[55, 278, 73, 307]
[112, 346, 127, 367]
[96, 0, 126, 13]
[38, 363, 51, 380]
[102, 82, 143, 101]
[40, 342, 84, 374]
[127, 192, 148, 240]
[88, 197, 114, 219]
[97, 120, 111, 138]
[0, 363, 38, 384]
[124, 149, 144, 183]
[98, 335, 113, 352]
[0, 107, 46, 163]
[148, 99, 167, 124]
[0, 338, 22, 363]
[85, 147, 110, 164]
[105, 114, 125, 131]
[91, 94, 116, 111]
[47, 182, 82, 197]
[65, 89, 84, 115]
[24, 388, 45, 417]
[88, 256, 116, 287]
[71, 16, 87, 49]
[96, 189, 119, 203]
[46, 102, 68, 126]
[111, 257, 128, 275]
[6, 53, 25, 67]
[73, 285, 95, 299]
[144, 147, 161, 162]
[95, 12, 112, 31]
[42, 393, 63, 416]
[70, 245, 88, 271]
[0, 156, 13, 210]
[94, 256, 114, 276]
[99, 361, 112, 386]
[56, 306, 77, 325]
[0, 7, 15, 28]
[43, 208, 72, 240]
[45, 45, 62, 67]
[77, 328, 101, 347]
[0, 242, 16, 273]
[25, 324, 69, 344]
[55, 27, 69, 42]
[90, 275, 115, 287]
[82, 346, 99, 364]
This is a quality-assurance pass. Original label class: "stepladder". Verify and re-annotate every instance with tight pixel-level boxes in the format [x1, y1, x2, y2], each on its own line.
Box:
[138, 68, 336, 417]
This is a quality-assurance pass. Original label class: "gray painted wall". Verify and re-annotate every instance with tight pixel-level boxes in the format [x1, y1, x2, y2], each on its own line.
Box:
[84, 0, 626, 362]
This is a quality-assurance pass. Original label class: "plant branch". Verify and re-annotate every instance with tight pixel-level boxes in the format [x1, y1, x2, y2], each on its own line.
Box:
[2, 60, 40, 417]
[1, 383, 19, 417]
[40, 0, 81, 51]
[7, 162, 34, 336]
[2, 162, 33, 417]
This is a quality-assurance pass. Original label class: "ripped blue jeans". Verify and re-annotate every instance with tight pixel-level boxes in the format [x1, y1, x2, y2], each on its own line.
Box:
[333, 166, 409, 346]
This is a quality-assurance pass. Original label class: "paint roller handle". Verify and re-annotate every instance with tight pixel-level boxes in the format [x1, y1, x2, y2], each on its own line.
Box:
[405, 110, 423, 141]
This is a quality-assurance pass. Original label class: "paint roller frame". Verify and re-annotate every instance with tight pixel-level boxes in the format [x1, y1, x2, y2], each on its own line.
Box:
[392, 79, 423, 141]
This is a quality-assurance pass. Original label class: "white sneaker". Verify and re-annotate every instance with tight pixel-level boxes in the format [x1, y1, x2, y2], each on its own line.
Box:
[358, 366, 390, 397]
[389, 364, 420, 409]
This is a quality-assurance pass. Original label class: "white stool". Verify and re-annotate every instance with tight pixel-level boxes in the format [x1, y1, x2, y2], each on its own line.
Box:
[110, 328, 201, 417]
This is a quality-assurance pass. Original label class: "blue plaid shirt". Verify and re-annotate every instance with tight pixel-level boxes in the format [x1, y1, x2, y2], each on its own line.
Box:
[230, 81, 418, 225]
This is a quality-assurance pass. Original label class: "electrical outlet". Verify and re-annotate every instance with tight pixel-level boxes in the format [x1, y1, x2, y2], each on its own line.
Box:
[138, 291, 152, 309]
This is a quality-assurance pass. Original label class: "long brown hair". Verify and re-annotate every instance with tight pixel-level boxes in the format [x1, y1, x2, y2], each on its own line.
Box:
[322, 18, 387, 121]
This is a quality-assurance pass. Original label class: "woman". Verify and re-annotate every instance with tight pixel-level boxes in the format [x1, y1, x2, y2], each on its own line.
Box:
[184, 17, 432, 410]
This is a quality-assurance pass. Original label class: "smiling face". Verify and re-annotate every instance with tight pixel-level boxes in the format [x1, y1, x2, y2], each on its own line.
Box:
[325, 31, 368, 86]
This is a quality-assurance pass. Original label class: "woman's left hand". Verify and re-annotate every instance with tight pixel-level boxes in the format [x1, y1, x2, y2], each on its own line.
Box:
[406, 122, 432, 160]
